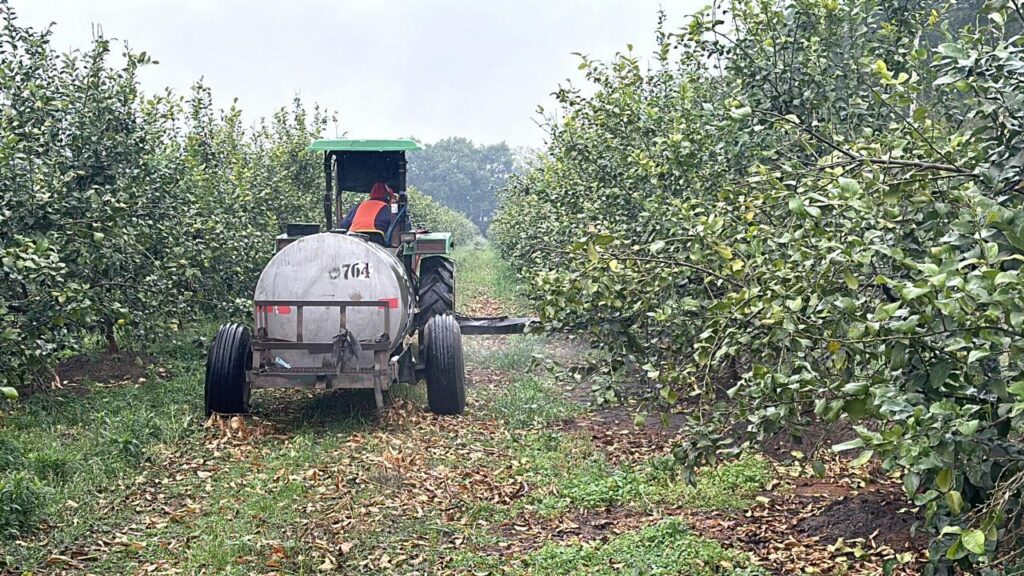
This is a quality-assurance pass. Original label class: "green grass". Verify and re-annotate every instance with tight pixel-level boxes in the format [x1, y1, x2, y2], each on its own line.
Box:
[95, 439, 329, 574]
[682, 455, 777, 510]
[541, 440, 769, 514]
[465, 334, 545, 371]
[522, 519, 763, 576]
[485, 375, 582, 430]
[466, 335, 582, 431]
[464, 333, 578, 431]
[451, 519, 764, 575]
[455, 244, 529, 315]
[0, 320, 376, 572]
[443, 427, 773, 520]
[0, 329, 208, 569]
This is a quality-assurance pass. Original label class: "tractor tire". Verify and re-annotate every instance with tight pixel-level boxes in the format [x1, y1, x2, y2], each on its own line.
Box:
[204, 323, 251, 416]
[424, 314, 465, 415]
[417, 257, 455, 327]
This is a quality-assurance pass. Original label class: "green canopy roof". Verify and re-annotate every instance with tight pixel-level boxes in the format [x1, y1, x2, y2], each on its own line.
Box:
[307, 138, 422, 152]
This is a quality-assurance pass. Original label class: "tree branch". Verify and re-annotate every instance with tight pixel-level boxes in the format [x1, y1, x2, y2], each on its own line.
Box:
[757, 108, 975, 175]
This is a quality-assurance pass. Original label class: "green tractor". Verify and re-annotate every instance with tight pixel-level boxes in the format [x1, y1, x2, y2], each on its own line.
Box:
[204, 139, 479, 416]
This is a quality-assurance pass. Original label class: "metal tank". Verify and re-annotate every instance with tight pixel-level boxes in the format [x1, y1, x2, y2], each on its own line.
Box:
[249, 233, 415, 393]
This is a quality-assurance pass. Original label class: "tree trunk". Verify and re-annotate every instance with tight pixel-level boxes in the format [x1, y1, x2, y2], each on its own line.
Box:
[105, 319, 119, 354]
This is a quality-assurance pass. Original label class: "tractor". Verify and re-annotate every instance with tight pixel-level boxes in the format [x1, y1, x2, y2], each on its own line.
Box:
[203, 138, 529, 417]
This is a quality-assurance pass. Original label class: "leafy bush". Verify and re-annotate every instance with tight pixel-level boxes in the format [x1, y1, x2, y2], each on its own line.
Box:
[0, 471, 47, 536]
[0, 4, 328, 387]
[494, 1, 1024, 571]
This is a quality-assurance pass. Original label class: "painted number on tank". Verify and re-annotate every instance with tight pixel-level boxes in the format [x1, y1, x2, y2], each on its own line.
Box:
[341, 262, 371, 280]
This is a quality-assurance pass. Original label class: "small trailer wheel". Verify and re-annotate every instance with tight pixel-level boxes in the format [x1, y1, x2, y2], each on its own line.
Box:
[204, 323, 252, 415]
[424, 314, 465, 415]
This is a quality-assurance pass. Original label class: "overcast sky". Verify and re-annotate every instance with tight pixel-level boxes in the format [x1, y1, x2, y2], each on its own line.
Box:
[10, 0, 705, 147]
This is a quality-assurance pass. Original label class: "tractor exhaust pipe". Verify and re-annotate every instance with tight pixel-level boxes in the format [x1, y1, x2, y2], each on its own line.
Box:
[322, 152, 333, 229]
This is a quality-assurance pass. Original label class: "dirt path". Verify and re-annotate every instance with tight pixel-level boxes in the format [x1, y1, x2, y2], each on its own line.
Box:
[2, 248, 927, 575]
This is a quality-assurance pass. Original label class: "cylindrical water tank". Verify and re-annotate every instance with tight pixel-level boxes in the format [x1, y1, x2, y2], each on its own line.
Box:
[253, 233, 415, 369]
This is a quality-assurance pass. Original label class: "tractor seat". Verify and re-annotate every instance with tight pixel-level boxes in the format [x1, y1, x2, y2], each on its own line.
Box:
[348, 229, 388, 246]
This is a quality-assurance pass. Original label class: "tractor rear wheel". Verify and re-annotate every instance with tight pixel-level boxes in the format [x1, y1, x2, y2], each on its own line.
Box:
[417, 257, 455, 327]
[424, 314, 465, 415]
[204, 323, 251, 415]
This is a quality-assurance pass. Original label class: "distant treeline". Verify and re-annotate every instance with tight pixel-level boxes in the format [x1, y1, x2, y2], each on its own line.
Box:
[409, 137, 531, 233]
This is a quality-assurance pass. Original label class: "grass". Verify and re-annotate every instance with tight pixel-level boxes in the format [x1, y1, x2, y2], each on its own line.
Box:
[683, 455, 777, 510]
[462, 320, 577, 430]
[101, 440, 326, 574]
[464, 333, 545, 371]
[486, 375, 582, 430]
[455, 244, 529, 315]
[449, 519, 763, 576]
[521, 519, 764, 576]
[0, 328, 208, 569]
[488, 430, 773, 517]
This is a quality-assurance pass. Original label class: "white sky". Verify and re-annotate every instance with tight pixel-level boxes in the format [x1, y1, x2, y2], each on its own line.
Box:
[10, 0, 705, 147]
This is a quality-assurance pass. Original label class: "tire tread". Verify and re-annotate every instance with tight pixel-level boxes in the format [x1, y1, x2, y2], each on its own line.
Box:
[425, 314, 465, 415]
[418, 257, 455, 327]
[204, 323, 251, 415]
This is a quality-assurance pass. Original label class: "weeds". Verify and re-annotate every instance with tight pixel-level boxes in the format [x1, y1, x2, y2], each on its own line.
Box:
[0, 328, 206, 568]
[0, 471, 48, 536]
[454, 519, 764, 575]
[487, 375, 580, 430]
[464, 334, 543, 371]
[522, 519, 764, 575]
[455, 245, 529, 315]
[486, 431, 773, 517]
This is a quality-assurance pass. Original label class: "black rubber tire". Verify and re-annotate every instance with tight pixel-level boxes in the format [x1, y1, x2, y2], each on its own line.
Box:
[417, 257, 455, 327]
[204, 323, 251, 416]
[424, 314, 465, 415]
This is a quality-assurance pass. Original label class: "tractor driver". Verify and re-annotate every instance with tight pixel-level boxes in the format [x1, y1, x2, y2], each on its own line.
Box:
[340, 181, 394, 243]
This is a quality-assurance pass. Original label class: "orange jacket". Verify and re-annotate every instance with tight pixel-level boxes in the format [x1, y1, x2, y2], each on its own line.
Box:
[349, 200, 390, 234]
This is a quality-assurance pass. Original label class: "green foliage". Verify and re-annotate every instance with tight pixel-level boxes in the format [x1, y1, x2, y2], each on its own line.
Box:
[0, 330, 207, 563]
[943, 0, 1023, 35]
[493, 0, 1024, 570]
[0, 471, 47, 536]
[678, 456, 776, 511]
[406, 186, 482, 247]
[408, 137, 520, 232]
[0, 4, 328, 388]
